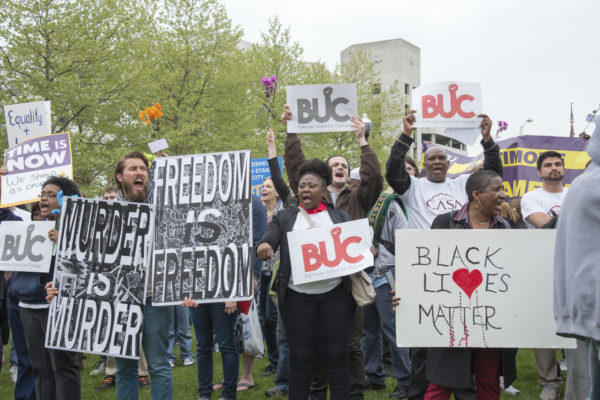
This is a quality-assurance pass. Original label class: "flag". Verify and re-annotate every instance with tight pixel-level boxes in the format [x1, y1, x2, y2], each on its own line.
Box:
[570, 104, 575, 137]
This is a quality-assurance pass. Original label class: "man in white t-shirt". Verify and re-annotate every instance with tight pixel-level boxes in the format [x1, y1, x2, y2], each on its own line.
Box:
[385, 110, 503, 229]
[520, 151, 567, 400]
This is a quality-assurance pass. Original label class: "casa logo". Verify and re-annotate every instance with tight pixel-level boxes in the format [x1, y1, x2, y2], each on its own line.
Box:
[425, 193, 463, 212]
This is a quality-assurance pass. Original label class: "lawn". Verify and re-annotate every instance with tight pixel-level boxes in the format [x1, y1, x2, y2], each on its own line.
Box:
[1, 341, 565, 399]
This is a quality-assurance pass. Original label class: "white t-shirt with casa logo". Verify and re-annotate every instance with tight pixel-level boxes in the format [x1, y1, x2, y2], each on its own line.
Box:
[400, 175, 470, 229]
[520, 187, 568, 229]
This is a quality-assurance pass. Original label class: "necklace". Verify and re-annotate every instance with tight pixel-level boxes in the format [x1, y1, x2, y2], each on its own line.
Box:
[471, 219, 490, 225]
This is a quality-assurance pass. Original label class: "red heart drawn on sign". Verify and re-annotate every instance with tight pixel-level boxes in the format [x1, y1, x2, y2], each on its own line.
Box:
[452, 268, 483, 299]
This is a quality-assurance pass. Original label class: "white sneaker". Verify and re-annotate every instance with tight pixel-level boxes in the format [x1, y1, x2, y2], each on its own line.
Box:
[89, 359, 106, 376]
[560, 359, 567, 372]
[9, 365, 18, 384]
[540, 386, 559, 400]
[504, 385, 521, 396]
[182, 358, 195, 367]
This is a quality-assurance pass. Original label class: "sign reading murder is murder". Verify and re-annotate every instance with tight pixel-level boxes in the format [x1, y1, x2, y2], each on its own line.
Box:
[45, 198, 154, 359]
[1, 133, 73, 207]
[395, 229, 575, 349]
[286, 84, 357, 133]
[152, 151, 253, 305]
[287, 219, 373, 285]
[0, 221, 55, 272]
[3, 100, 52, 147]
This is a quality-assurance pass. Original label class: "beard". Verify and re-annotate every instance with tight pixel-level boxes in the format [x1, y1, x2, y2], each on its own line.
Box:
[123, 183, 148, 202]
[542, 171, 564, 182]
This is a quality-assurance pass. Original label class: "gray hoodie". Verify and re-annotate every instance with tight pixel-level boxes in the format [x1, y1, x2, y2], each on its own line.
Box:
[554, 120, 600, 341]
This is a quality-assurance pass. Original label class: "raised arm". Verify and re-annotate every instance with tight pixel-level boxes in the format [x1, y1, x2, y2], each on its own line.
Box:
[281, 104, 305, 194]
[478, 114, 503, 177]
[385, 110, 416, 195]
[351, 116, 384, 211]
[265, 127, 291, 204]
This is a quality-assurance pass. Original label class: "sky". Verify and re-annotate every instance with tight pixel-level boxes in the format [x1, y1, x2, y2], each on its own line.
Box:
[222, 0, 599, 143]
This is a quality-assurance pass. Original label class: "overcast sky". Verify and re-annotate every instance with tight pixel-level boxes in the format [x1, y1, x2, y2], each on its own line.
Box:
[223, 0, 599, 141]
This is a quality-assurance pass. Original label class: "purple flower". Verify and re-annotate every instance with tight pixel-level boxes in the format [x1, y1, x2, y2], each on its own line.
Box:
[497, 120, 508, 132]
[260, 76, 271, 87]
[270, 75, 278, 85]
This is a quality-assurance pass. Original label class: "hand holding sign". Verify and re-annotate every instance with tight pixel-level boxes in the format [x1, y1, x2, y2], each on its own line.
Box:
[478, 113, 492, 142]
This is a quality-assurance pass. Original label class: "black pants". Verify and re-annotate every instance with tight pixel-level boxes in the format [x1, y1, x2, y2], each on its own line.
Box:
[280, 284, 355, 400]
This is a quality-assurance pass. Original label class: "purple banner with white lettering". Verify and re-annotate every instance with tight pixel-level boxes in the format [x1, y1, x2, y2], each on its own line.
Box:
[1, 133, 73, 207]
[425, 135, 590, 199]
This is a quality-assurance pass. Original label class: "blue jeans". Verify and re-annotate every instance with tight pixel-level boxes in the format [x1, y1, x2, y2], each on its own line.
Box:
[259, 273, 279, 368]
[587, 339, 600, 400]
[362, 282, 410, 387]
[116, 298, 173, 400]
[168, 305, 194, 361]
[191, 303, 239, 400]
[274, 304, 289, 392]
[8, 308, 35, 400]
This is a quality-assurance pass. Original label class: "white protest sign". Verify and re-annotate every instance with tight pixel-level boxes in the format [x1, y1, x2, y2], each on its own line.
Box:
[1, 133, 73, 207]
[3, 101, 51, 147]
[413, 82, 482, 144]
[148, 138, 168, 153]
[288, 218, 373, 284]
[286, 83, 357, 133]
[395, 229, 575, 348]
[0, 221, 55, 272]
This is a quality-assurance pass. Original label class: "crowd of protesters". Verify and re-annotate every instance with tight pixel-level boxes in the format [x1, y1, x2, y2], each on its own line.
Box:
[0, 103, 598, 400]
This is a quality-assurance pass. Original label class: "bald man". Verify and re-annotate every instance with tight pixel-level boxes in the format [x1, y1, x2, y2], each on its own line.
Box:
[385, 110, 503, 229]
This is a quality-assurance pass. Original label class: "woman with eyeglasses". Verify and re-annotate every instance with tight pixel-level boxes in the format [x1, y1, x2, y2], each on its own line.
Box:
[12, 176, 82, 400]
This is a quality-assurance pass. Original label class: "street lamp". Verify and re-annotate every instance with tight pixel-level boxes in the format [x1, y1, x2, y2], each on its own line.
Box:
[362, 113, 372, 141]
[519, 118, 533, 136]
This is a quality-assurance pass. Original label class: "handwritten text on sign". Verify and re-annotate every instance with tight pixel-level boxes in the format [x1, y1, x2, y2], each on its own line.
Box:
[0, 221, 55, 272]
[286, 84, 357, 133]
[394, 229, 575, 349]
[3, 100, 51, 147]
[288, 218, 372, 284]
[1, 133, 72, 207]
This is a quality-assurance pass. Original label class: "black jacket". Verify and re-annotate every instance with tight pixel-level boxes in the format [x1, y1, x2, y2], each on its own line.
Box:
[425, 208, 517, 389]
[257, 204, 352, 302]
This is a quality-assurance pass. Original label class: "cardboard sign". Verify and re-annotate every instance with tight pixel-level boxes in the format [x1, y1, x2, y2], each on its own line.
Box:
[152, 151, 253, 305]
[395, 229, 576, 348]
[413, 81, 482, 136]
[1, 133, 73, 207]
[251, 157, 283, 197]
[286, 84, 358, 133]
[148, 138, 169, 153]
[3, 101, 52, 147]
[288, 219, 373, 284]
[45, 197, 154, 359]
[0, 221, 55, 272]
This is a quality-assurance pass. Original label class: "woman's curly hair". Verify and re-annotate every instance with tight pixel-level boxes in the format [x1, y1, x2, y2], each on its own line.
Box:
[298, 158, 332, 187]
[41, 176, 80, 197]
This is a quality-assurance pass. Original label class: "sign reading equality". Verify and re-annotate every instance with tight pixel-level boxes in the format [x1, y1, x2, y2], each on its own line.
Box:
[286, 83, 358, 133]
[0, 221, 55, 272]
[152, 151, 253, 305]
[1, 133, 73, 207]
[288, 219, 373, 285]
[45, 197, 154, 359]
[3, 100, 52, 147]
[395, 229, 575, 349]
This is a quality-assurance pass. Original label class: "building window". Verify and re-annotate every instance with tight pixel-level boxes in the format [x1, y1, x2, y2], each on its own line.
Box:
[405, 83, 410, 95]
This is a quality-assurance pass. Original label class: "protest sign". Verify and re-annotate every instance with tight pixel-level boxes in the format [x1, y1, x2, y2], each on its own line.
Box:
[251, 157, 283, 196]
[288, 219, 373, 285]
[424, 135, 590, 199]
[0, 221, 55, 272]
[3, 101, 51, 147]
[1, 133, 73, 207]
[395, 229, 575, 348]
[152, 150, 253, 305]
[286, 84, 357, 133]
[45, 197, 154, 359]
[413, 82, 482, 143]
[148, 138, 169, 153]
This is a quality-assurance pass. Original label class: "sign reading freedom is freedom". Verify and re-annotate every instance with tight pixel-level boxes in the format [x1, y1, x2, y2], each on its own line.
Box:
[45, 197, 154, 359]
[394, 229, 575, 349]
[152, 151, 253, 305]
[0, 132, 73, 207]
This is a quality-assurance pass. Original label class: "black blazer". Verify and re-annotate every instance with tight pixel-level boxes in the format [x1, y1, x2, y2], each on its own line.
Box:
[257, 204, 352, 302]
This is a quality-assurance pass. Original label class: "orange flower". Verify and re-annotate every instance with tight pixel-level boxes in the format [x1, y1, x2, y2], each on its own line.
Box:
[138, 111, 145, 121]
[144, 119, 151, 125]
[155, 102, 162, 111]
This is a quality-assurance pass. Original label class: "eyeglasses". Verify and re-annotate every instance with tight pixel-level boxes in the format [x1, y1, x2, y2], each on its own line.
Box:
[38, 193, 58, 199]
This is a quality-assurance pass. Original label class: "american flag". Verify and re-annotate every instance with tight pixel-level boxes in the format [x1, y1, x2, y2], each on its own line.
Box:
[570, 103, 575, 137]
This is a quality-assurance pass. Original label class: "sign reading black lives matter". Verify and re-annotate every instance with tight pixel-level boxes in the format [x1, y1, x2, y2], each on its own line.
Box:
[152, 150, 253, 305]
[45, 197, 154, 359]
[286, 83, 357, 133]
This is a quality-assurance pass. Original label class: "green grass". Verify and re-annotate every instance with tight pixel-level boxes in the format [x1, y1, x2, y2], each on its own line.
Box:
[1, 341, 565, 399]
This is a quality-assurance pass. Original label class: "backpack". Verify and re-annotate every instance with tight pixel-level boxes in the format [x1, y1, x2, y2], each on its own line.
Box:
[367, 192, 407, 256]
